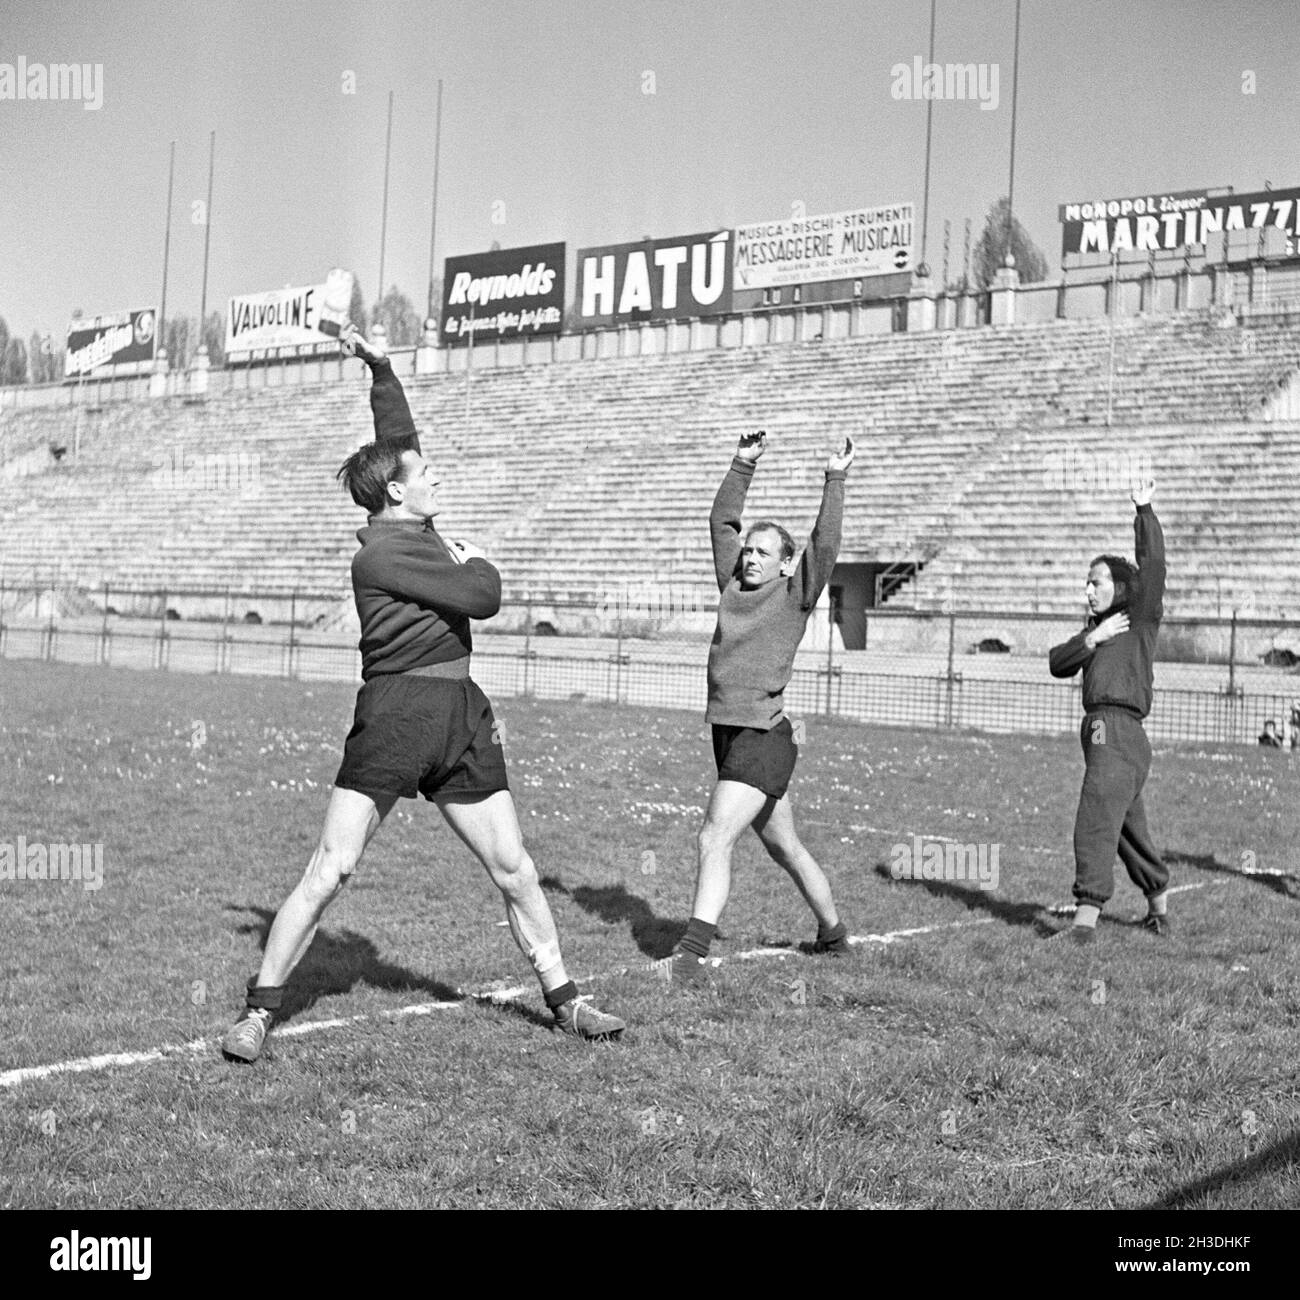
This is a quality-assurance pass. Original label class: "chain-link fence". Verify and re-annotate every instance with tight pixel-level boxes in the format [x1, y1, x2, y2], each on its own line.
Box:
[2, 582, 1298, 747]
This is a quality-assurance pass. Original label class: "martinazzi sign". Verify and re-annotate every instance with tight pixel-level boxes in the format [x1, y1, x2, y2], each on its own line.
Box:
[1060, 186, 1300, 255]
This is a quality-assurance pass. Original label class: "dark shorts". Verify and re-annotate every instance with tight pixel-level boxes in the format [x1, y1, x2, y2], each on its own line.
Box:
[711, 718, 798, 800]
[335, 674, 509, 802]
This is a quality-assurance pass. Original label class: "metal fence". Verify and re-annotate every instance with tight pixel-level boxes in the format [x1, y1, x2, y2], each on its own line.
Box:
[1, 583, 1298, 747]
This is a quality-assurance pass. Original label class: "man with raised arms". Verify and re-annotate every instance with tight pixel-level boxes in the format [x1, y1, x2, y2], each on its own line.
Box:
[669, 429, 856, 983]
[221, 329, 625, 1059]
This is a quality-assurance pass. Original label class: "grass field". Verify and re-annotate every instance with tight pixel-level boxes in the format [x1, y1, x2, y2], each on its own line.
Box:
[1, 657, 1297, 1211]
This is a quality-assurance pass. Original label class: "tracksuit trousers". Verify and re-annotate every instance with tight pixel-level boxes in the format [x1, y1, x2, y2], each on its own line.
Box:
[1072, 706, 1170, 907]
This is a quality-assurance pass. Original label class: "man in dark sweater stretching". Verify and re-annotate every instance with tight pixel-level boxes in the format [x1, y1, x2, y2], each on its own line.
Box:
[1048, 477, 1170, 944]
[222, 329, 624, 1059]
[670, 429, 855, 983]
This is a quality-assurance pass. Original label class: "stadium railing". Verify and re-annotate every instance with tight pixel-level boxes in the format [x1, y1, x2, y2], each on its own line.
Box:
[1, 582, 1297, 748]
[6, 255, 1300, 413]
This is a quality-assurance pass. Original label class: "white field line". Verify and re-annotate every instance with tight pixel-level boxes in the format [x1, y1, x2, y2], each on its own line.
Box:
[0, 880, 1226, 1092]
[736, 918, 998, 960]
[0, 917, 992, 1090]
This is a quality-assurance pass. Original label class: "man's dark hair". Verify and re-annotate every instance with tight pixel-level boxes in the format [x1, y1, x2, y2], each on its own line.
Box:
[1090, 553, 1137, 601]
[746, 521, 796, 562]
[336, 441, 410, 515]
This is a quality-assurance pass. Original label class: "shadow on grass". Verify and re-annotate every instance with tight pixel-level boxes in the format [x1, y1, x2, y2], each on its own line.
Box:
[540, 876, 684, 959]
[1167, 850, 1299, 899]
[870, 861, 1063, 936]
[1145, 1126, 1300, 1208]
[476, 996, 555, 1033]
[228, 904, 462, 1025]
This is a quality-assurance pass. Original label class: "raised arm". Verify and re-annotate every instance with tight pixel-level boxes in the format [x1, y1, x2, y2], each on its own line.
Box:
[345, 326, 422, 455]
[710, 431, 764, 591]
[1129, 478, 1165, 623]
[795, 436, 853, 610]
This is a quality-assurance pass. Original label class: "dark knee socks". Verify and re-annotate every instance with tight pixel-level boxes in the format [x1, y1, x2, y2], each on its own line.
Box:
[543, 981, 578, 1010]
[679, 917, 717, 958]
[245, 978, 285, 1012]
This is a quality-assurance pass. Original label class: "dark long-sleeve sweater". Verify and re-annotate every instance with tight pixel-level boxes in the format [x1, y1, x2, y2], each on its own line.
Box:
[705, 456, 846, 729]
[351, 518, 501, 679]
[1048, 504, 1166, 718]
[349, 356, 500, 679]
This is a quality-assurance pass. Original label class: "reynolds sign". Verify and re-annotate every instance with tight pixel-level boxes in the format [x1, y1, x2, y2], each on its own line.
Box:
[440, 242, 565, 345]
[576, 230, 732, 328]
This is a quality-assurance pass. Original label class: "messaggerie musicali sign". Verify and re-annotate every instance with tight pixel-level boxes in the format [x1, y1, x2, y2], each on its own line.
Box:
[733, 205, 914, 289]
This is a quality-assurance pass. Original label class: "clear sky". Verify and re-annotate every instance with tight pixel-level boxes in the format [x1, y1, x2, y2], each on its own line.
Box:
[1, 0, 1297, 340]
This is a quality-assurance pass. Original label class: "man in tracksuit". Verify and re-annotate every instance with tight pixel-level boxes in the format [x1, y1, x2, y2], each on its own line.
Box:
[1048, 478, 1170, 944]
[670, 429, 856, 983]
[221, 328, 625, 1059]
